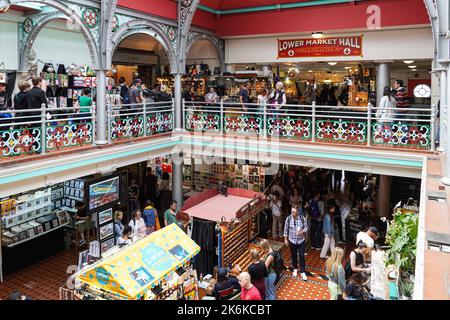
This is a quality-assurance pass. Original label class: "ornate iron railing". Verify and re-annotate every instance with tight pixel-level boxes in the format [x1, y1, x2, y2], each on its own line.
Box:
[107, 101, 174, 142]
[0, 106, 95, 158]
[183, 101, 435, 151]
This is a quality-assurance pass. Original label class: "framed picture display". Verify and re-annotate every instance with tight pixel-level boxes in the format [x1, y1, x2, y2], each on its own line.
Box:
[99, 222, 114, 241]
[98, 208, 113, 226]
[88, 175, 120, 211]
[100, 237, 115, 254]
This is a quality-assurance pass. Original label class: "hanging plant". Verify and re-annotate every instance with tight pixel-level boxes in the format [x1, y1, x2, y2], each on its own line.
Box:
[385, 210, 418, 275]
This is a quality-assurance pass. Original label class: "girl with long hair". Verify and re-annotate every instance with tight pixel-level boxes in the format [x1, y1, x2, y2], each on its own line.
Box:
[325, 247, 346, 300]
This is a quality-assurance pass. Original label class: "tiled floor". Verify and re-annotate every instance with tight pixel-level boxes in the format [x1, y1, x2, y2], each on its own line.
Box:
[0, 249, 78, 300]
[0, 240, 346, 300]
[276, 243, 350, 300]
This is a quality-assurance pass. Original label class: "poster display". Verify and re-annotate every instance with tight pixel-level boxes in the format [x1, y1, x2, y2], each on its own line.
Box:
[88, 176, 120, 211]
[98, 208, 113, 225]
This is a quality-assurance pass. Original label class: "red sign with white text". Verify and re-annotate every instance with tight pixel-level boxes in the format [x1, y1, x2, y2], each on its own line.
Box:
[278, 36, 363, 58]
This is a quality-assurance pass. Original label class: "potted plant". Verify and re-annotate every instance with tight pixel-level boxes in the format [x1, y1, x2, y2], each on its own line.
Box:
[385, 211, 418, 274]
[399, 279, 414, 300]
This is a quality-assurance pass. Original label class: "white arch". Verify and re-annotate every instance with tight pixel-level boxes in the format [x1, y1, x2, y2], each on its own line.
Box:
[109, 20, 177, 74]
[184, 34, 225, 75]
[4, 0, 100, 69]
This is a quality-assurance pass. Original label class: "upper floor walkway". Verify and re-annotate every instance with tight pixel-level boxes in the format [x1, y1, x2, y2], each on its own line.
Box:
[0, 99, 436, 162]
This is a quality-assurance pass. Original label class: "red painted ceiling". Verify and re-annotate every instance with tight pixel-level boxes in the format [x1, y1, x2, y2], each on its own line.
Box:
[212, 0, 430, 36]
[115, 0, 430, 35]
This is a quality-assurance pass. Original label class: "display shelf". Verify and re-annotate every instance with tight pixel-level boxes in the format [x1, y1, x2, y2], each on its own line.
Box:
[5, 223, 69, 248]
[65, 195, 84, 202]
[59, 206, 78, 213]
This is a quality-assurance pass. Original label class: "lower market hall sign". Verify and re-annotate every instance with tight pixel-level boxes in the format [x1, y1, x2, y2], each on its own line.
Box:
[278, 36, 363, 58]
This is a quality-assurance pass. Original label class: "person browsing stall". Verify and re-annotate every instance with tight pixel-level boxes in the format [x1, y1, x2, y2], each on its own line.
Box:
[345, 241, 371, 279]
[320, 200, 336, 259]
[326, 248, 346, 300]
[284, 206, 308, 281]
[269, 191, 283, 239]
[164, 200, 178, 227]
[213, 267, 240, 300]
[247, 249, 266, 300]
[128, 210, 146, 238]
[238, 272, 262, 301]
[260, 239, 277, 300]
[74, 201, 91, 246]
[142, 200, 158, 235]
[113, 210, 125, 242]
[117, 225, 133, 245]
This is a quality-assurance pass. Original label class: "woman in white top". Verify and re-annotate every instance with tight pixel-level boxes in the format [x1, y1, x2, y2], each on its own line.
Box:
[257, 88, 269, 114]
[128, 210, 147, 239]
[205, 87, 218, 104]
[376, 86, 396, 123]
[117, 225, 133, 245]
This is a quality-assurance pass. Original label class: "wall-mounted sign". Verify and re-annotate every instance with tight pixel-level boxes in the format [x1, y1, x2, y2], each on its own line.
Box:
[278, 36, 363, 58]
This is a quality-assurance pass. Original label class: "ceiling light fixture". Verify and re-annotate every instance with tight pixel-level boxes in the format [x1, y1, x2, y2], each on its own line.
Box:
[403, 60, 415, 64]
[344, 66, 351, 70]
[312, 32, 324, 39]
[408, 65, 417, 69]
[328, 62, 337, 66]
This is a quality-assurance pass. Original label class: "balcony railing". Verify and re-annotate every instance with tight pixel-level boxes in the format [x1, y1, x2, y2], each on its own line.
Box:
[106, 102, 174, 143]
[0, 106, 95, 158]
[0, 101, 174, 159]
[0, 99, 436, 159]
[183, 101, 436, 151]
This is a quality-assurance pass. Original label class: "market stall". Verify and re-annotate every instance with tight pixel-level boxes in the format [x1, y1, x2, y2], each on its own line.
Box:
[179, 188, 267, 275]
[73, 224, 200, 300]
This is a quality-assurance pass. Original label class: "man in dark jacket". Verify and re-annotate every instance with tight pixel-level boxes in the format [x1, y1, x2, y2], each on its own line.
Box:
[27, 77, 47, 110]
[13, 81, 30, 127]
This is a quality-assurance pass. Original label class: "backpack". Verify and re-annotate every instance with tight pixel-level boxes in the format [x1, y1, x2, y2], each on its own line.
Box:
[272, 250, 285, 274]
[142, 206, 156, 227]
[309, 200, 321, 219]
[122, 86, 131, 104]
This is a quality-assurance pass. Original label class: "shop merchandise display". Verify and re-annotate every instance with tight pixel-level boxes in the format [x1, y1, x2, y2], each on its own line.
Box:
[193, 161, 266, 192]
[0, 187, 70, 247]
[0, 72, 7, 109]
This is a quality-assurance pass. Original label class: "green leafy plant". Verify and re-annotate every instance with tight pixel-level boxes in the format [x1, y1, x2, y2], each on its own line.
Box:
[385, 211, 418, 274]
[399, 279, 414, 298]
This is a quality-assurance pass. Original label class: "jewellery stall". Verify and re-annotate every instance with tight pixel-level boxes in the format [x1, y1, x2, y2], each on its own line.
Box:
[72, 224, 200, 300]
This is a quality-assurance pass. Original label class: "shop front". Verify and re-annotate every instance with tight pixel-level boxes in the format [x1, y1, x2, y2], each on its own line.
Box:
[0, 170, 129, 281]
[223, 28, 433, 107]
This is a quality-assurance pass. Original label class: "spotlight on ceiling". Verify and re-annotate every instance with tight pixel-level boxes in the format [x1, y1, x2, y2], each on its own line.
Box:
[403, 60, 415, 64]
[408, 66, 417, 69]
[312, 32, 324, 39]
[344, 66, 352, 70]
[328, 62, 337, 66]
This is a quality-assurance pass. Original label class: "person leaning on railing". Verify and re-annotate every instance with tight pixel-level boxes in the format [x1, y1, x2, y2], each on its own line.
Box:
[376, 86, 396, 126]
[12, 81, 31, 128]
[27, 76, 47, 127]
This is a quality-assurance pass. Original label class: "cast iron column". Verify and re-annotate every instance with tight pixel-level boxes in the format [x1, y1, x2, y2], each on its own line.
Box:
[437, 70, 447, 151]
[376, 175, 391, 218]
[376, 63, 391, 107]
[96, 69, 107, 145]
[174, 73, 183, 132]
[172, 160, 184, 208]
[442, 66, 450, 185]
